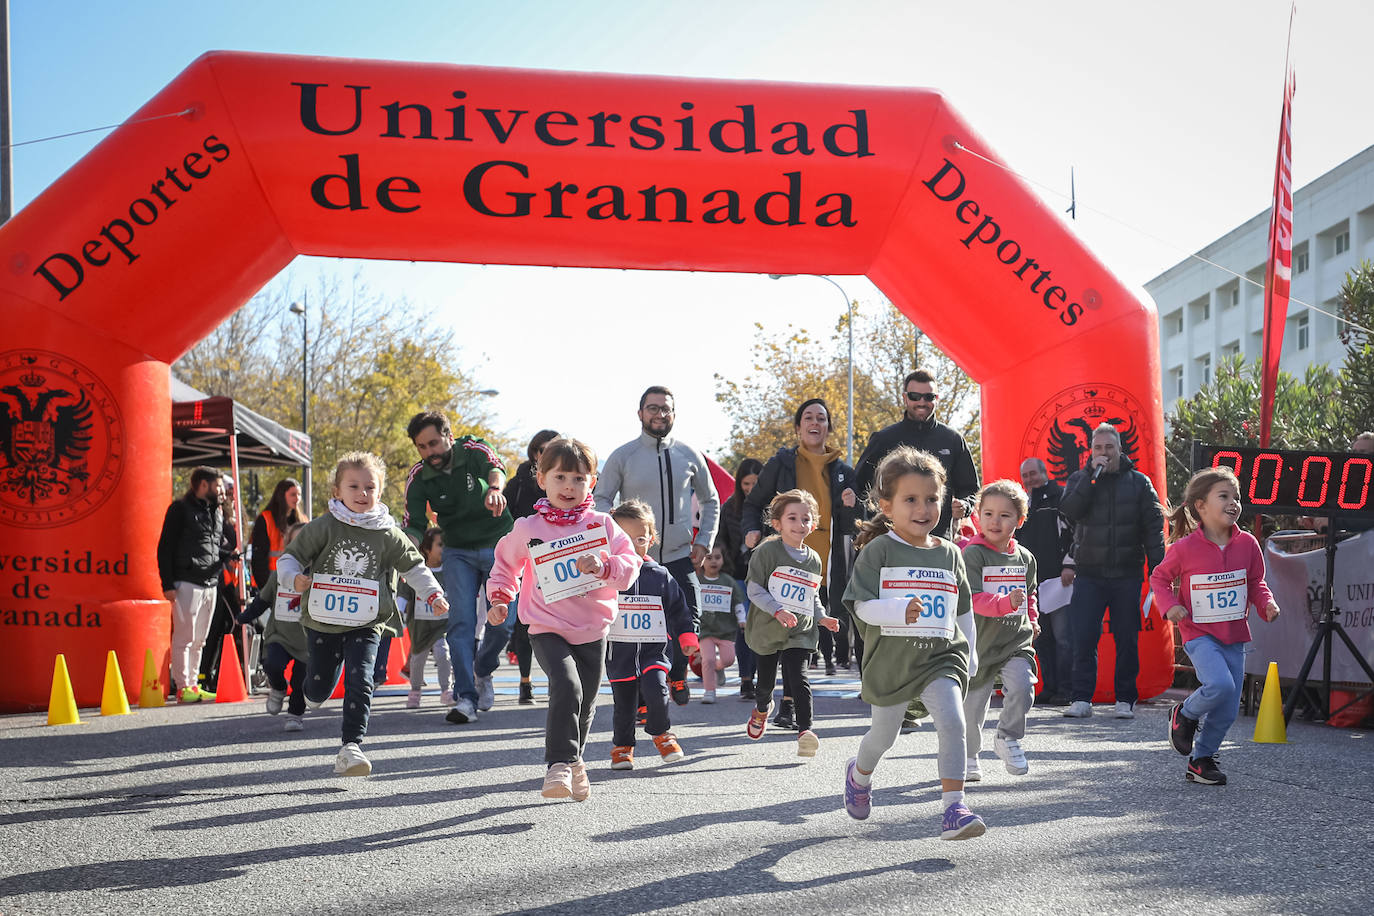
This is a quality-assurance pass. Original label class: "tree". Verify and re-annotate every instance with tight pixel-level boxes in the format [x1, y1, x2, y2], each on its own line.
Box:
[713, 299, 979, 470]
[173, 271, 512, 517]
[1338, 259, 1374, 435]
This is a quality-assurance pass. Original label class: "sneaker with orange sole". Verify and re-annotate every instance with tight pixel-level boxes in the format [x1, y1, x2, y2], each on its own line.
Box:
[653, 732, 684, 762]
[610, 745, 635, 770]
[747, 703, 772, 740]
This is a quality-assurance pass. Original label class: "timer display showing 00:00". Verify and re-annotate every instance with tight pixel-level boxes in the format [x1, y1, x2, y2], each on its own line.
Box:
[1194, 443, 1373, 513]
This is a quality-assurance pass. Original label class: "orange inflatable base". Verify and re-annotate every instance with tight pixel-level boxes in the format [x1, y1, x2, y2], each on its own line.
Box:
[3, 599, 169, 713]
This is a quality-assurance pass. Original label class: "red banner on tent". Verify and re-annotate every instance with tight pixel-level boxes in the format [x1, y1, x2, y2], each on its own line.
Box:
[1259, 15, 1296, 447]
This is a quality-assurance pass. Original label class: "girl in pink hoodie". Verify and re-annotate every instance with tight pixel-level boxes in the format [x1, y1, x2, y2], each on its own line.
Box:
[487, 438, 642, 802]
[1152, 466, 1280, 787]
[961, 480, 1040, 781]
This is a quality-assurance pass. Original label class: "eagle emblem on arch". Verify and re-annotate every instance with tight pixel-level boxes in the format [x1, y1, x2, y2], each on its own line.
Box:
[0, 375, 94, 505]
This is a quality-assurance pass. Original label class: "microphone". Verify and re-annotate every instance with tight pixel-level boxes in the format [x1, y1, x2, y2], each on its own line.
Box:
[1091, 463, 1105, 482]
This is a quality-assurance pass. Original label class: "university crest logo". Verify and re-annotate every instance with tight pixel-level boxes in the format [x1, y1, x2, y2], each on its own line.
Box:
[0, 350, 123, 528]
[1020, 383, 1145, 484]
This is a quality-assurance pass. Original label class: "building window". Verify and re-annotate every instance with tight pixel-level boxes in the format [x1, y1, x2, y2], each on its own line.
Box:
[1200, 354, 1212, 387]
[1165, 311, 1183, 337]
[1202, 300, 1211, 321]
[1170, 367, 1184, 399]
[1297, 312, 1310, 351]
[1295, 247, 1309, 274]
[1335, 231, 1350, 256]
[1222, 341, 1240, 358]
[1229, 287, 1240, 308]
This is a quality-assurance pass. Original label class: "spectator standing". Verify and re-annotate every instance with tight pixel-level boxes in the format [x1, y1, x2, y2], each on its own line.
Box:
[1017, 457, 1074, 705]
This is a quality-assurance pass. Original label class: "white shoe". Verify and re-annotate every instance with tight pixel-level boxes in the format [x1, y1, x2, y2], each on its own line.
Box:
[1063, 701, 1092, 718]
[283, 714, 304, 732]
[994, 736, 1029, 775]
[701, 690, 716, 704]
[405, 689, 421, 709]
[265, 688, 286, 715]
[1113, 701, 1135, 719]
[440, 689, 455, 707]
[334, 742, 371, 777]
[965, 757, 983, 782]
[476, 675, 495, 712]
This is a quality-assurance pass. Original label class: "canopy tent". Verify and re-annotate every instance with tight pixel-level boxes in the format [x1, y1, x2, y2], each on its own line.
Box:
[170, 375, 311, 468]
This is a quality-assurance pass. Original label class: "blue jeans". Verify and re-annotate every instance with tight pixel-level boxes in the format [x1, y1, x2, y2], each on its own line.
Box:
[303, 627, 380, 745]
[1069, 575, 1141, 705]
[1181, 635, 1246, 759]
[443, 546, 513, 704]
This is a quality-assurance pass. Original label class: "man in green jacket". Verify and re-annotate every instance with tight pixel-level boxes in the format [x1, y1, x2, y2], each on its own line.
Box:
[404, 411, 513, 724]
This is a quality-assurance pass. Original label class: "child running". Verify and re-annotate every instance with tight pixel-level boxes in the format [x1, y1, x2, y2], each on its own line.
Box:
[486, 438, 642, 801]
[841, 446, 984, 839]
[236, 521, 310, 731]
[605, 498, 699, 769]
[276, 452, 448, 777]
[399, 527, 453, 709]
[696, 542, 747, 704]
[1151, 466, 1280, 786]
[962, 480, 1039, 781]
[743, 489, 840, 758]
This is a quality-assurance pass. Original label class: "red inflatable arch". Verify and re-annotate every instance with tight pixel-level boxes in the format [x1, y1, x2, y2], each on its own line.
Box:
[0, 52, 1170, 711]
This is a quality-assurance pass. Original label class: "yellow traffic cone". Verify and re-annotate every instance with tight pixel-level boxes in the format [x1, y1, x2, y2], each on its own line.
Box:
[1253, 661, 1287, 743]
[138, 648, 166, 708]
[101, 650, 131, 716]
[47, 655, 81, 726]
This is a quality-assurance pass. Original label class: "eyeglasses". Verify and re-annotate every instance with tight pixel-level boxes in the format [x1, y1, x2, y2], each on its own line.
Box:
[905, 391, 939, 402]
[643, 404, 674, 415]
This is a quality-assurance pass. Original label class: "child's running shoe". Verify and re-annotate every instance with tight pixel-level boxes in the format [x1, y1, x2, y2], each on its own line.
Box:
[610, 745, 635, 770]
[405, 689, 422, 709]
[283, 714, 304, 732]
[965, 757, 983, 782]
[636, 704, 647, 726]
[441, 689, 455, 706]
[266, 688, 286, 715]
[518, 682, 534, 705]
[1169, 703, 1199, 757]
[994, 736, 1029, 775]
[796, 729, 819, 757]
[178, 686, 215, 704]
[701, 690, 716, 704]
[542, 763, 573, 799]
[940, 802, 986, 840]
[843, 757, 871, 820]
[747, 703, 772, 740]
[1186, 755, 1227, 785]
[570, 762, 591, 801]
[334, 742, 372, 777]
[653, 732, 685, 762]
[773, 699, 797, 730]
[670, 680, 690, 705]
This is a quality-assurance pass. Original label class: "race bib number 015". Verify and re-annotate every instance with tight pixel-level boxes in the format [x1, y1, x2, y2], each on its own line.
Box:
[877, 567, 958, 638]
[698, 583, 734, 615]
[274, 588, 301, 623]
[1190, 569, 1248, 624]
[982, 565, 1027, 610]
[530, 525, 611, 603]
[609, 594, 668, 643]
[768, 566, 821, 616]
[307, 574, 381, 626]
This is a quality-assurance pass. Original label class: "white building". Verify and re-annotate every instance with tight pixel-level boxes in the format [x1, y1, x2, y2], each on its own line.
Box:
[1147, 144, 1374, 411]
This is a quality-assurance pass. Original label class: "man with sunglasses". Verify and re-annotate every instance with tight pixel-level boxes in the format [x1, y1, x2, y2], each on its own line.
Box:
[855, 369, 980, 540]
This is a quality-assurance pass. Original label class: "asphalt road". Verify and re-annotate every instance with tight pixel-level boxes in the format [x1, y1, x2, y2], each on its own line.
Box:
[1, 668, 1370, 916]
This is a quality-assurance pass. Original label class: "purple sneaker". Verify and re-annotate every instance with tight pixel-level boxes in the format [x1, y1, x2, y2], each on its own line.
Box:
[940, 801, 986, 840]
[844, 757, 871, 820]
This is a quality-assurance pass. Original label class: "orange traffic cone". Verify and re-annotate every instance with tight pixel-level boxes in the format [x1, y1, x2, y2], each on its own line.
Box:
[101, 650, 132, 716]
[214, 634, 248, 703]
[138, 648, 166, 708]
[383, 636, 408, 686]
[47, 655, 81, 726]
[330, 671, 346, 699]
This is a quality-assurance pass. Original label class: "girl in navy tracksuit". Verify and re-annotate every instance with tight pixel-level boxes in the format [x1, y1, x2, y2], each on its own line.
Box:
[606, 499, 700, 769]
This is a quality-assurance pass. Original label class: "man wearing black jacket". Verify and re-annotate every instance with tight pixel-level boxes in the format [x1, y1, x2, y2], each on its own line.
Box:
[157, 466, 234, 703]
[855, 368, 979, 539]
[1018, 457, 1075, 704]
[1058, 424, 1165, 720]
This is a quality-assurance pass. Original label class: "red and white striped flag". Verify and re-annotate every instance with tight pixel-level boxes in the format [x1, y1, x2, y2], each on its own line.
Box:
[1259, 9, 1296, 447]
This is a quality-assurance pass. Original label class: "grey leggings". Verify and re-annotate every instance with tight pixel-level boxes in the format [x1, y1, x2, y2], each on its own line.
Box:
[531, 633, 606, 765]
[858, 676, 966, 781]
[964, 656, 1035, 756]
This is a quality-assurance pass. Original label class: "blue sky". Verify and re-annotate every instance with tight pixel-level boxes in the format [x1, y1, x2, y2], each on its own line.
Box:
[11, 0, 1371, 460]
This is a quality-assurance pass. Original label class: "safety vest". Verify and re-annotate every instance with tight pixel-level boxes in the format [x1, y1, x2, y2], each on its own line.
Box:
[261, 511, 285, 571]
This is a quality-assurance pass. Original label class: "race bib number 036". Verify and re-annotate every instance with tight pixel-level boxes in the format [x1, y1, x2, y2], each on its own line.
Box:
[308, 574, 381, 626]
[768, 566, 821, 615]
[982, 565, 1027, 609]
[530, 525, 610, 603]
[878, 566, 958, 638]
[609, 594, 668, 643]
[1190, 569, 1248, 624]
[698, 583, 734, 615]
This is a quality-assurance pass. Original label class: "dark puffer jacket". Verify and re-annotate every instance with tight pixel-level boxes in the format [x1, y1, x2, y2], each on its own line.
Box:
[156, 495, 228, 590]
[1059, 455, 1166, 580]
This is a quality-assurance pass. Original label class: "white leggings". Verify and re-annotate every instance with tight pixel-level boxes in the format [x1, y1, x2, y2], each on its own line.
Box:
[963, 656, 1036, 756]
[858, 676, 966, 782]
[408, 641, 453, 693]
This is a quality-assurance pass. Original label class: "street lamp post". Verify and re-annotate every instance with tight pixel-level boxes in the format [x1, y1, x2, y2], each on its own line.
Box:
[288, 298, 311, 512]
[769, 274, 855, 464]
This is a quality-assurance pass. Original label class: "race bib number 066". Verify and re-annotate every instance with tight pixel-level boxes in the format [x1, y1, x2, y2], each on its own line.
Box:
[530, 525, 610, 603]
[877, 566, 957, 639]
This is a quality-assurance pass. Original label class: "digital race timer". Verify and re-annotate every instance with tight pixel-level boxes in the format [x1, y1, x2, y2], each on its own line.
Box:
[1192, 443, 1374, 515]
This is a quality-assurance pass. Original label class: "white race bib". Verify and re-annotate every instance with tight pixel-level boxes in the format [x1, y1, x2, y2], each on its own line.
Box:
[1190, 569, 1248, 623]
[982, 565, 1028, 611]
[768, 566, 822, 615]
[412, 591, 447, 620]
[698, 583, 734, 615]
[530, 524, 612, 603]
[307, 573, 381, 625]
[877, 566, 958, 638]
[609, 594, 668, 643]
[273, 588, 301, 623]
